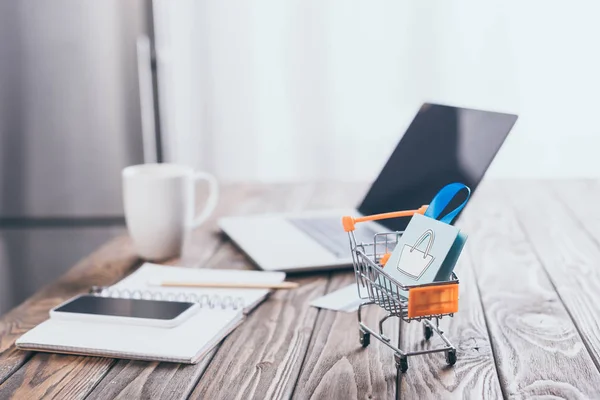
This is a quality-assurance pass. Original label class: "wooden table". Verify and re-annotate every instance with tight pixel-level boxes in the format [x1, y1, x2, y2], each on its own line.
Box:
[1, 180, 600, 399]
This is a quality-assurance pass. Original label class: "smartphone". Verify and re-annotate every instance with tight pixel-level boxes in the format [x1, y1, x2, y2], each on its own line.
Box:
[50, 295, 200, 328]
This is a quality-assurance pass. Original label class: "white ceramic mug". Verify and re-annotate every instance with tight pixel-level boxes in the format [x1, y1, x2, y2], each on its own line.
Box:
[122, 163, 219, 261]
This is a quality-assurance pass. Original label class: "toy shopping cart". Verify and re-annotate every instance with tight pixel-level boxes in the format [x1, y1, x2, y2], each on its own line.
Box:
[342, 207, 460, 373]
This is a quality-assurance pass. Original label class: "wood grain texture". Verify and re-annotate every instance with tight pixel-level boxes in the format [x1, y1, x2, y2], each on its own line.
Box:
[397, 251, 502, 399]
[86, 184, 306, 400]
[460, 182, 600, 398]
[189, 183, 345, 400]
[294, 239, 501, 399]
[189, 274, 328, 400]
[504, 181, 600, 372]
[549, 180, 600, 243]
[0, 353, 114, 399]
[86, 352, 216, 400]
[0, 236, 139, 386]
[3, 181, 599, 399]
[0, 184, 271, 399]
[290, 181, 401, 399]
[290, 181, 400, 399]
[292, 272, 399, 400]
[294, 183, 502, 400]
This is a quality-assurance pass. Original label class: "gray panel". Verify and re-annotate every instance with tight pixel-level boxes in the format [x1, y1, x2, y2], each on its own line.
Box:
[0, 226, 126, 315]
[0, 0, 149, 218]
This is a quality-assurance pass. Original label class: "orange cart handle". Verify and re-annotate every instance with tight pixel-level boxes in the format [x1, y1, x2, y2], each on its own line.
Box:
[342, 205, 428, 232]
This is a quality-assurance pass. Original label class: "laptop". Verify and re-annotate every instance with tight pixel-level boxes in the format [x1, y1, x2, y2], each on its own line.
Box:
[219, 103, 518, 272]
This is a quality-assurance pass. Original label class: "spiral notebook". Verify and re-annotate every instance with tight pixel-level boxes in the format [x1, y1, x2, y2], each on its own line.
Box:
[16, 263, 286, 363]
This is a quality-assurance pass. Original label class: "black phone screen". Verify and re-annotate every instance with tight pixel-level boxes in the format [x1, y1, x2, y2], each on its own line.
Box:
[54, 295, 195, 320]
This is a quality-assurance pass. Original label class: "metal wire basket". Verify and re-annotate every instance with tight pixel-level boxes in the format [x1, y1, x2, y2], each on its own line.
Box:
[342, 208, 459, 373]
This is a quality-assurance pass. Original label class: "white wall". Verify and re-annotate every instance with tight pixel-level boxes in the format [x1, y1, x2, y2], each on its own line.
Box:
[154, 0, 600, 182]
[417, 1, 600, 179]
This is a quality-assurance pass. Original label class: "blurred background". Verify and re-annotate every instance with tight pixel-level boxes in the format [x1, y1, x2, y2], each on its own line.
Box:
[1, 0, 599, 314]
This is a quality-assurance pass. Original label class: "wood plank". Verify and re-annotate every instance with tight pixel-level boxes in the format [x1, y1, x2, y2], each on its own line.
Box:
[292, 272, 399, 399]
[88, 183, 316, 400]
[0, 184, 257, 399]
[0, 235, 139, 386]
[549, 180, 600, 241]
[503, 180, 600, 371]
[83, 352, 216, 400]
[294, 184, 502, 399]
[11, 181, 590, 398]
[292, 182, 399, 399]
[295, 243, 501, 399]
[459, 182, 600, 398]
[189, 273, 327, 400]
[188, 183, 346, 400]
[0, 353, 114, 399]
[397, 253, 502, 399]
[0, 178, 240, 385]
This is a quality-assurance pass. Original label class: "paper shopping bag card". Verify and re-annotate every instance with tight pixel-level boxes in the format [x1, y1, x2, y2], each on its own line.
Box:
[385, 213, 462, 297]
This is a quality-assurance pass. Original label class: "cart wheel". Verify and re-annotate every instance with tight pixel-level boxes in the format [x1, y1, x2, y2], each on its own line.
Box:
[395, 355, 409, 373]
[445, 349, 457, 366]
[423, 324, 434, 340]
[359, 330, 370, 347]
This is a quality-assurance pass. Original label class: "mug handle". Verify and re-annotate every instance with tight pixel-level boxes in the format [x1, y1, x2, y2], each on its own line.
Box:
[191, 171, 219, 228]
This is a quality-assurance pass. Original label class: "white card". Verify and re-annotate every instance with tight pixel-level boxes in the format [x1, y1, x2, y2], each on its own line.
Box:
[310, 284, 366, 312]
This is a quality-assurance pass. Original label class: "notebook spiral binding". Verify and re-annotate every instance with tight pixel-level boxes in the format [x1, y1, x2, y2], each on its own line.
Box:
[89, 286, 245, 310]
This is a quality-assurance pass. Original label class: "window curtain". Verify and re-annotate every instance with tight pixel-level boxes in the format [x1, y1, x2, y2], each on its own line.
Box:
[153, 0, 600, 182]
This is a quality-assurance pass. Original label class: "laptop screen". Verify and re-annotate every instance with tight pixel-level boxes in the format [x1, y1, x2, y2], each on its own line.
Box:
[358, 103, 518, 231]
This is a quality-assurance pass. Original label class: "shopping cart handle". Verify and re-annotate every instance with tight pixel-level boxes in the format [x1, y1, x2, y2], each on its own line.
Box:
[342, 205, 428, 232]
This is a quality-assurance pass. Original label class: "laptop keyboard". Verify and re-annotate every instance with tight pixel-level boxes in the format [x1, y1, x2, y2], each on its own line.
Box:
[289, 217, 383, 258]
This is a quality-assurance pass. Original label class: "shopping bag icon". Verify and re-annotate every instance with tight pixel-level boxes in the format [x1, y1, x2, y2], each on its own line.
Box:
[397, 229, 435, 280]
[383, 183, 471, 299]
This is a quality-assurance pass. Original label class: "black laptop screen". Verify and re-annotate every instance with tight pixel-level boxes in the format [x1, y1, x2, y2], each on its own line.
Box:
[358, 103, 518, 231]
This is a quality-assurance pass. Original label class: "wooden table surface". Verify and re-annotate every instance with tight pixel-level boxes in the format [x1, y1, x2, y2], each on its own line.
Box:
[1, 180, 600, 399]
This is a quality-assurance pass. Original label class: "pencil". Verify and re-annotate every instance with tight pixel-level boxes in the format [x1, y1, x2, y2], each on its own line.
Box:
[148, 281, 299, 290]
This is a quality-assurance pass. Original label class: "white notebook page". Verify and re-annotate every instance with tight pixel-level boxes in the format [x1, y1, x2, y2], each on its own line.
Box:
[17, 309, 242, 363]
[16, 263, 286, 363]
[111, 263, 286, 313]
